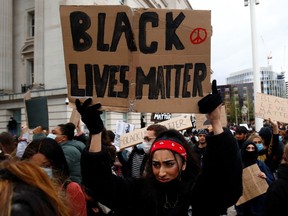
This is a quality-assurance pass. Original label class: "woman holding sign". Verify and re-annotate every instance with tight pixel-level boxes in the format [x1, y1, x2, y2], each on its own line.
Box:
[78, 80, 243, 216]
[235, 140, 274, 216]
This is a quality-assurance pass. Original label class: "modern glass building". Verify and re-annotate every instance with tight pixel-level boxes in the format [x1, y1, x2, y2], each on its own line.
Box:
[219, 66, 286, 124]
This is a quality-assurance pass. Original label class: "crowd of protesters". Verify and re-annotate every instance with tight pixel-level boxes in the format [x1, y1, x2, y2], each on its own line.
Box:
[0, 81, 287, 216]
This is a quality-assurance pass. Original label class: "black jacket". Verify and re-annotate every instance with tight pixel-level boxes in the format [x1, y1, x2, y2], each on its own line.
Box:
[81, 129, 242, 216]
[264, 163, 288, 216]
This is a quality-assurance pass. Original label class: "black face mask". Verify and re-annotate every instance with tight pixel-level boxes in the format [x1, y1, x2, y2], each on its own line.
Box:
[242, 150, 258, 167]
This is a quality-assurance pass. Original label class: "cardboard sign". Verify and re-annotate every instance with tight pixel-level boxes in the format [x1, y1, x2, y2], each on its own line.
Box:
[25, 97, 49, 130]
[60, 5, 211, 113]
[194, 105, 227, 129]
[120, 114, 192, 149]
[236, 164, 269, 206]
[255, 92, 288, 123]
[114, 121, 135, 149]
[151, 113, 172, 122]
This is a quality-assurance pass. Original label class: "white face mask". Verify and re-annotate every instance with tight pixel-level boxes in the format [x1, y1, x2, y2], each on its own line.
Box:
[42, 167, 53, 178]
[47, 133, 56, 140]
[142, 141, 152, 154]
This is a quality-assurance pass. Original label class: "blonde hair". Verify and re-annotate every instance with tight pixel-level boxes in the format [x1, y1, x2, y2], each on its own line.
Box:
[0, 160, 71, 216]
[247, 133, 263, 143]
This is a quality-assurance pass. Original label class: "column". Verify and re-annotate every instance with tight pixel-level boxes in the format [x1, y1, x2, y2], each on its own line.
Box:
[0, 0, 13, 92]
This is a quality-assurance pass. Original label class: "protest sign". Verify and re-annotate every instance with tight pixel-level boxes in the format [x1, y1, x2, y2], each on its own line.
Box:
[194, 105, 227, 129]
[120, 114, 192, 149]
[25, 97, 49, 130]
[60, 5, 211, 113]
[119, 105, 226, 149]
[114, 121, 135, 149]
[236, 164, 269, 206]
[151, 113, 172, 122]
[255, 92, 288, 123]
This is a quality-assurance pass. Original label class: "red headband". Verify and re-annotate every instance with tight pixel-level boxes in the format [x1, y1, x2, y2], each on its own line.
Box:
[151, 140, 187, 160]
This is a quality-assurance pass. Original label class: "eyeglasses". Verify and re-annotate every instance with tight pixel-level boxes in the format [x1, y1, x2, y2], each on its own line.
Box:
[253, 141, 262, 144]
[143, 136, 156, 142]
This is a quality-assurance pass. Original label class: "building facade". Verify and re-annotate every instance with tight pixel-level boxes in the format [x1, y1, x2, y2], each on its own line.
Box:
[226, 66, 286, 97]
[0, 0, 192, 135]
[220, 66, 286, 125]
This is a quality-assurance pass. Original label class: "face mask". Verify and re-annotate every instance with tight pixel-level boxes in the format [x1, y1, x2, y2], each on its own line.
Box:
[136, 144, 144, 150]
[42, 167, 53, 178]
[47, 133, 56, 140]
[256, 143, 264, 151]
[142, 141, 152, 154]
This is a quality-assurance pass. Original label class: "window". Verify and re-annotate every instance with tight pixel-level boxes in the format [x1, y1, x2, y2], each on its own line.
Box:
[28, 11, 35, 37]
[27, 59, 34, 85]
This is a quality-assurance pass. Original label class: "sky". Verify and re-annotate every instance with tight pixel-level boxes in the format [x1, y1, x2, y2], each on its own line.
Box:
[189, 0, 288, 85]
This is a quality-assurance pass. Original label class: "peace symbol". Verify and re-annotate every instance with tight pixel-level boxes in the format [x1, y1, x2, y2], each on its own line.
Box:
[190, 28, 207, 44]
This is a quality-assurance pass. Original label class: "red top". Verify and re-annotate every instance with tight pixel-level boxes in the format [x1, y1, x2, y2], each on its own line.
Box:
[66, 182, 87, 216]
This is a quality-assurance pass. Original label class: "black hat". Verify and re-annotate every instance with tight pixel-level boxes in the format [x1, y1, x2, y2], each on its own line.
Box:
[235, 126, 248, 134]
[198, 129, 208, 136]
[258, 126, 272, 146]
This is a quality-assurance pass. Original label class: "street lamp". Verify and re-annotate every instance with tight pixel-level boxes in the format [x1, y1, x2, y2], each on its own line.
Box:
[245, 0, 263, 131]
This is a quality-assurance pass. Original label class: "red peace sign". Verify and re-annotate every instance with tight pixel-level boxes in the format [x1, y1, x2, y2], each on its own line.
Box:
[190, 28, 207, 44]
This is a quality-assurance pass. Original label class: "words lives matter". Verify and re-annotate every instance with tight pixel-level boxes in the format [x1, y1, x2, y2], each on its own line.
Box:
[61, 5, 211, 103]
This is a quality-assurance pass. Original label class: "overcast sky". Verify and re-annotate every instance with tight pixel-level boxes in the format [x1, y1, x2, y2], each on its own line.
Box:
[189, 0, 288, 85]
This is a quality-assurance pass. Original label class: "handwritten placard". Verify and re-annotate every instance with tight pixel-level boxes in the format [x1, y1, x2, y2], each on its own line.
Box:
[236, 164, 269, 206]
[60, 5, 211, 113]
[120, 114, 192, 149]
[255, 92, 288, 123]
[194, 105, 227, 129]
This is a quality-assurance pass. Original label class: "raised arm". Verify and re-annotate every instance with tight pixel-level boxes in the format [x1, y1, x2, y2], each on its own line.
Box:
[192, 80, 242, 215]
[76, 98, 104, 152]
[198, 79, 224, 135]
[269, 118, 279, 135]
[206, 104, 223, 135]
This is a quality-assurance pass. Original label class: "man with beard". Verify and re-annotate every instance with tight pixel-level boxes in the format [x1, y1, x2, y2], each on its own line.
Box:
[193, 129, 209, 167]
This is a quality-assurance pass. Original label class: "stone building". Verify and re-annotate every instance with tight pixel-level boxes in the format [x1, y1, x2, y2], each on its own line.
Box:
[0, 0, 192, 135]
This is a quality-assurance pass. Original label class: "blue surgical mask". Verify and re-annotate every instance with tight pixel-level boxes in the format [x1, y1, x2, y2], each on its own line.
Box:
[136, 144, 144, 150]
[42, 167, 53, 178]
[47, 133, 56, 140]
[256, 143, 264, 151]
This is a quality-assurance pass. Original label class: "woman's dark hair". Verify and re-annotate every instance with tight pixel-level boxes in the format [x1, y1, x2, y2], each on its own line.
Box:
[21, 138, 70, 184]
[0, 132, 17, 155]
[145, 129, 200, 180]
[107, 130, 115, 142]
[58, 123, 75, 140]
